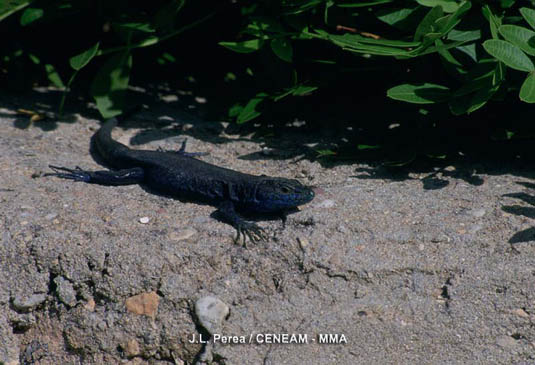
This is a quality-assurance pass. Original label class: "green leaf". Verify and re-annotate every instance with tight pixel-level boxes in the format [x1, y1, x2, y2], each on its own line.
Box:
[455, 43, 477, 61]
[114, 22, 155, 33]
[420, 32, 443, 49]
[333, 33, 420, 47]
[465, 83, 499, 113]
[414, 6, 443, 41]
[357, 144, 381, 150]
[498, 25, 535, 56]
[376, 7, 412, 25]
[245, 17, 285, 37]
[433, 1, 471, 35]
[337, 0, 393, 7]
[69, 42, 100, 71]
[273, 84, 317, 102]
[137, 36, 159, 47]
[219, 39, 264, 53]
[483, 39, 534, 72]
[482, 5, 502, 39]
[453, 73, 493, 97]
[228, 103, 243, 118]
[291, 85, 318, 96]
[237, 93, 268, 124]
[90, 52, 133, 119]
[416, 0, 460, 13]
[387, 83, 451, 104]
[449, 61, 503, 114]
[410, 39, 467, 57]
[0, 0, 31, 22]
[45, 64, 64, 88]
[270, 38, 293, 62]
[28, 53, 40, 64]
[447, 29, 481, 42]
[316, 149, 336, 157]
[325, 33, 413, 56]
[520, 7, 535, 31]
[20, 7, 42, 26]
[436, 38, 465, 77]
[520, 72, 535, 103]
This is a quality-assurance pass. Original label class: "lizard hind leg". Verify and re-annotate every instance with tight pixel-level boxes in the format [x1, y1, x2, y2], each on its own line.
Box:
[46, 165, 145, 185]
[157, 139, 208, 157]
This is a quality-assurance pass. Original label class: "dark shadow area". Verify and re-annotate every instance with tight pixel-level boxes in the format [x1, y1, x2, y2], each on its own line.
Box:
[502, 205, 535, 219]
[502, 183, 535, 244]
[510, 227, 535, 244]
[6, 81, 535, 195]
[3, 0, 535, 192]
[352, 162, 485, 190]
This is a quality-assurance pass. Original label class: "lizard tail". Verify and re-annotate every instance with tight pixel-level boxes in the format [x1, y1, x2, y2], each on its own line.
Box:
[94, 118, 132, 166]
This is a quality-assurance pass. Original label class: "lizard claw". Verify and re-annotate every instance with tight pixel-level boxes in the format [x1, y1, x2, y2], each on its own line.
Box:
[45, 165, 91, 182]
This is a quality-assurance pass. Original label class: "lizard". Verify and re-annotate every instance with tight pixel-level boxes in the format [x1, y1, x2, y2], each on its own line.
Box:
[45, 118, 315, 244]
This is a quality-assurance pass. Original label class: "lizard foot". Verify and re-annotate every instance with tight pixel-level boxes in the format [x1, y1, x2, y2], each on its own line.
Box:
[234, 221, 268, 247]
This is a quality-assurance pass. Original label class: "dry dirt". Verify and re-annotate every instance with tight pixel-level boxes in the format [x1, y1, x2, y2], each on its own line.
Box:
[1, 89, 535, 364]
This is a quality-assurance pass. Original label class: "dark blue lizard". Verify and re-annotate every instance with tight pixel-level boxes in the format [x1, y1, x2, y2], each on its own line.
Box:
[46, 119, 315, 244]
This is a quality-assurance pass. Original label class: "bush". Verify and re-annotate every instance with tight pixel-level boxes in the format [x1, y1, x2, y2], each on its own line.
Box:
[2, 0, 535, 159]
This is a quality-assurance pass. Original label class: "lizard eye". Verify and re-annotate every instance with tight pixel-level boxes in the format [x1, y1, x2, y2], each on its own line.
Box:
[280, 186, 290, 193]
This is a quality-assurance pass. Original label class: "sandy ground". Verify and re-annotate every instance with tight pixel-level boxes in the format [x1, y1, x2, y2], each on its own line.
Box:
[1, 89, 535, 364]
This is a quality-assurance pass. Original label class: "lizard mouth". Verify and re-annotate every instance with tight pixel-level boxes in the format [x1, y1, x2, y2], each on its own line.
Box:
[300, 188, 315, 204]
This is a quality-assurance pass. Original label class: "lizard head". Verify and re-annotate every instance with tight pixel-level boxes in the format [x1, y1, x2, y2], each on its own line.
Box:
[254, 178, 315, 212]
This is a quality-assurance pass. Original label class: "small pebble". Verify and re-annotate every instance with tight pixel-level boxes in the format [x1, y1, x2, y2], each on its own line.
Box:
[169, 229, 196, 241]
[161, 94, 179, 102]
[316, 199, 335, 208]
[54, 276, 77, 307]
[261, 147, 275, 156]
[297, 237, 309, 250]
[470, 209, 486, 218]
[192, 216, 210, 225]
[512, 308, 529, 318]
[125, 291, 160, 318]
[496, 335, 518, 349]
[195, 296, 229, 335]
[123, 339, 140, 358]
[45, 213, 58, 220]
[139, 216, 150, 224]
[84, 298, 96, 311]
[12, 293, 47, 312]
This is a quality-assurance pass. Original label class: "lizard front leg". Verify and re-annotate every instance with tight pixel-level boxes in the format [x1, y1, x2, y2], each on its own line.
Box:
[217, 201, 268, 246]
